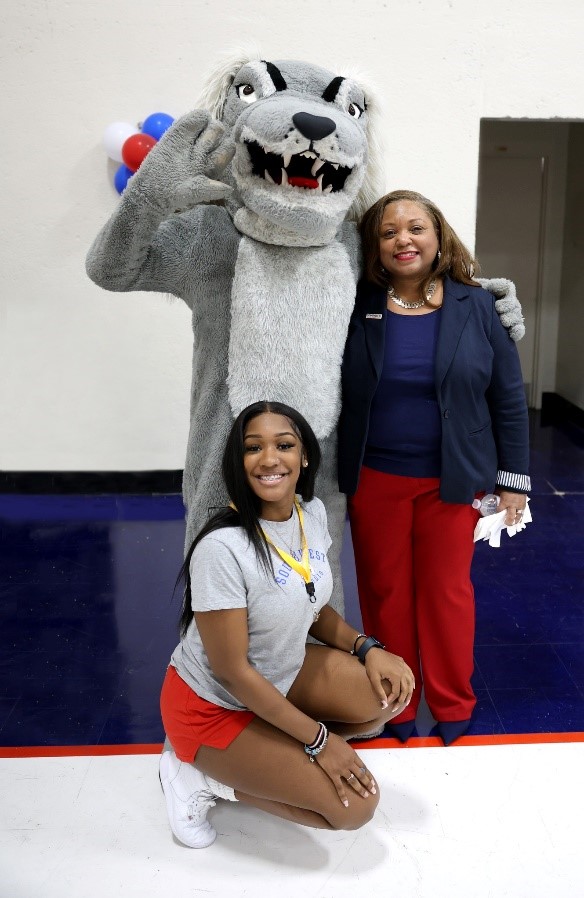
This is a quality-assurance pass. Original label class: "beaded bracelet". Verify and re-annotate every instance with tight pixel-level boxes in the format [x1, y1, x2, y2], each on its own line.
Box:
[304, 722, 328, 762]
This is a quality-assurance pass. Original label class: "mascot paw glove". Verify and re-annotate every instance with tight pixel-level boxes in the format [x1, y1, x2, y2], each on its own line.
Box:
[126, 109, 235, 214]
[477, 276, 525, 341]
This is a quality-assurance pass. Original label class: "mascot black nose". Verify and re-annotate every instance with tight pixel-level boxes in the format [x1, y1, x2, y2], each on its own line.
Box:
[292, 112, 336, 141]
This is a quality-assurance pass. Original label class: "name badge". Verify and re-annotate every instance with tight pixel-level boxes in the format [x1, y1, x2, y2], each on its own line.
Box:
[366, 313, 383, 319]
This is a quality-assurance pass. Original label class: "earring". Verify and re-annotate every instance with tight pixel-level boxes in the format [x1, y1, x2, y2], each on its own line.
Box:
[302, 459, 308, 468]
[437, 250, 442, 261]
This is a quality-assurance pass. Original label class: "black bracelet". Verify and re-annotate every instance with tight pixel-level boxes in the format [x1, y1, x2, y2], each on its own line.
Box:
[305, 722, 325, 750]
[356, 635, 385, 664]
[304, 722, 328, 761]
[351, 633, 366, 655]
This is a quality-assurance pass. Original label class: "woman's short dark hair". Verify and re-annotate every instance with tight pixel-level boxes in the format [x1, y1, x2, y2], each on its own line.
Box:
[360, 189, 480, 298]
[177, 401, 321, 636]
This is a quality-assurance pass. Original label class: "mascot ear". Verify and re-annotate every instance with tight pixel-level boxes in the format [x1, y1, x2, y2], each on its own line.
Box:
[343, 70, 387, 223]
[196, 46, 262, 121]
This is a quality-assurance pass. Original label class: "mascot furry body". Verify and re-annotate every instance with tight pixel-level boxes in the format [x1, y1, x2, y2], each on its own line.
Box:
[87, 54, 523, 615]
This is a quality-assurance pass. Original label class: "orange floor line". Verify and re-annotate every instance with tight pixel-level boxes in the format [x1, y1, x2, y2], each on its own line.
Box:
[351, 732, 584, 749]
[1, 732, 583, 759]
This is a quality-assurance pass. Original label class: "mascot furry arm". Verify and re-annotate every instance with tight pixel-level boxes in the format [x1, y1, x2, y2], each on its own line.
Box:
[86, 54, 524, 616]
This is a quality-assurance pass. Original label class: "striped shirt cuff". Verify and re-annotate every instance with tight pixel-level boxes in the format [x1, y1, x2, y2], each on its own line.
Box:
[496, 470, 531, 493]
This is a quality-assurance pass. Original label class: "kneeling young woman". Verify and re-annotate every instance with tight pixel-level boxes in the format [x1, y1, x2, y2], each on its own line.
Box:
[160, 400, 415, 847]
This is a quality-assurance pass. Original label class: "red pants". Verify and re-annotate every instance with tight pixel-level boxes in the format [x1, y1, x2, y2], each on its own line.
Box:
[348, 467, 478, 723]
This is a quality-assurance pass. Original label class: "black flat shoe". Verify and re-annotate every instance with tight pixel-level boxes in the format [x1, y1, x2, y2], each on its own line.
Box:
[386, 720, 416, 743]
[437, 719, 470, 746]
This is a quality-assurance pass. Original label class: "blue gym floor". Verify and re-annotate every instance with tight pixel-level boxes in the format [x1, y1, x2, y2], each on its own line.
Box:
[1, 413, 582, 749]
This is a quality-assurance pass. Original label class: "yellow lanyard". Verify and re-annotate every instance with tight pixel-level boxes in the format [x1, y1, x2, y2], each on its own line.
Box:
[260, 498, 315, 601]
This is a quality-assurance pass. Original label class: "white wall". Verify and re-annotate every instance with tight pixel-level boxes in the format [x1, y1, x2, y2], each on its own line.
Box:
[2, 0, 584, 470]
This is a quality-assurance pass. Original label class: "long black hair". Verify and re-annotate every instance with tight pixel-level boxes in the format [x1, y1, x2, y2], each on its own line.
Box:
[177, 401, 321, 637]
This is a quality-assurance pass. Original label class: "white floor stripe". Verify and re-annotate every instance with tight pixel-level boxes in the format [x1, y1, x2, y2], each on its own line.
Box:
[1, 743, 582, 898]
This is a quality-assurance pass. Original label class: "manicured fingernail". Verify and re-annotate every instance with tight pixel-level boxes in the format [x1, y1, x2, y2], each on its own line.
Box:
[381, 700, 388, 709]
[343, 799, 349, 807]
[371, 779, 377, 788]
[370, 786, 377, 794]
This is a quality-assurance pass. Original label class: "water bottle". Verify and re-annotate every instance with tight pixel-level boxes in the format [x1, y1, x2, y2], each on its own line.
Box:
[472, 494, 500, 516]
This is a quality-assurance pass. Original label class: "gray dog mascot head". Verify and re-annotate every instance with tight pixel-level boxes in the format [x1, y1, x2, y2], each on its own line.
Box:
[197, 52, 384, 246]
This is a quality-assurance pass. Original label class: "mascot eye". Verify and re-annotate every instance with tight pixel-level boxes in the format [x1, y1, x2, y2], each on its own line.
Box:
[347, 102, 363, 119]
[236, 84, 258, 104]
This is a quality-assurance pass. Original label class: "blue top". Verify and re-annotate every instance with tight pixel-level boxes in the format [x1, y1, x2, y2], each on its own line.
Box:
[364, 308, 442, 478]
[338, 277, 530, 502]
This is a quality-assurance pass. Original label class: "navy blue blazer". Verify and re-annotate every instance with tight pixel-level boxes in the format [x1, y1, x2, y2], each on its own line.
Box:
[337, 276, 530, 503]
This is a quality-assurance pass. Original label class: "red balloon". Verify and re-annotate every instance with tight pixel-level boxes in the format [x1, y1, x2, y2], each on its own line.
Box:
[121, 133, 157, 172]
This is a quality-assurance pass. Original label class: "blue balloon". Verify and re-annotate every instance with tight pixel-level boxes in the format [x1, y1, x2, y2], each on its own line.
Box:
[141, 112, 174, 141]
[114, 164, 134, 195]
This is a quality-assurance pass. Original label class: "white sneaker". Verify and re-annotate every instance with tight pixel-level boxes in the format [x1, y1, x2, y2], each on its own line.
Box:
[159, 750, 217, 848]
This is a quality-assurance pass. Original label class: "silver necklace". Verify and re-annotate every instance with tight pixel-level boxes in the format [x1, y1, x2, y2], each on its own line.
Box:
[387, 279, 437, 310]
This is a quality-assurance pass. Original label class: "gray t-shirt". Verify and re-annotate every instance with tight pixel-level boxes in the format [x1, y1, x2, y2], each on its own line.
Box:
[170, 497, 333, 710]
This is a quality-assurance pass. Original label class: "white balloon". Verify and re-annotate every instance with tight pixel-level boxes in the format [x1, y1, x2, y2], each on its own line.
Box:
[103, 121, 139, 162]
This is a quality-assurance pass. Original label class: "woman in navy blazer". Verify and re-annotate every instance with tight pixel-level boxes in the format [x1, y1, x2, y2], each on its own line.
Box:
[338, 190, 530, 745]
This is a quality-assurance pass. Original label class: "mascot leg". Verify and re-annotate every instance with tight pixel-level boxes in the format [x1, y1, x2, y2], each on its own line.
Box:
[315, 435, 347, 620]
[181, 403, 235, 553]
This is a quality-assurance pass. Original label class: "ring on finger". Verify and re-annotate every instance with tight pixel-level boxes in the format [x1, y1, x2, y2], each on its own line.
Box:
[359, 766, 367, 774]
[347, 773, 355, 782]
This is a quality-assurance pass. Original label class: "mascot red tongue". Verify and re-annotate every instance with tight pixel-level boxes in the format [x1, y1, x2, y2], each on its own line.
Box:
[86, 52, 524, 633]
[289, 176, 319, 188]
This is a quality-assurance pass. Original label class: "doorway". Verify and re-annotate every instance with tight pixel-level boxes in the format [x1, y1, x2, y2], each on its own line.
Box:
[475, 120, 584, 412]
[475, 152, 545, 406]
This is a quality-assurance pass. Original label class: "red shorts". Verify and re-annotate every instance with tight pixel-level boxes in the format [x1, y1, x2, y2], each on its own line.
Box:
[160, 665, 255, 762]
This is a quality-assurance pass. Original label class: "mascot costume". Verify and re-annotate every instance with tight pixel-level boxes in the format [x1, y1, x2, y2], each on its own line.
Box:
[87, 52, 524, 616]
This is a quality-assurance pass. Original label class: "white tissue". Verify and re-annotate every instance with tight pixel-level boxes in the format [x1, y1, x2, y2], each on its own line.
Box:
[473, 498, 532, 548]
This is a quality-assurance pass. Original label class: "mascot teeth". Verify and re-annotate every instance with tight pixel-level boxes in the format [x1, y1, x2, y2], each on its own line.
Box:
[245, 139, 352, 192]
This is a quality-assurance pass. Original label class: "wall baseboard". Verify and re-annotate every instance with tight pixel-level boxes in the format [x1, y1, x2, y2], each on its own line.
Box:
[540, 392, 584, 431]
[0, 470, 183, 494]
